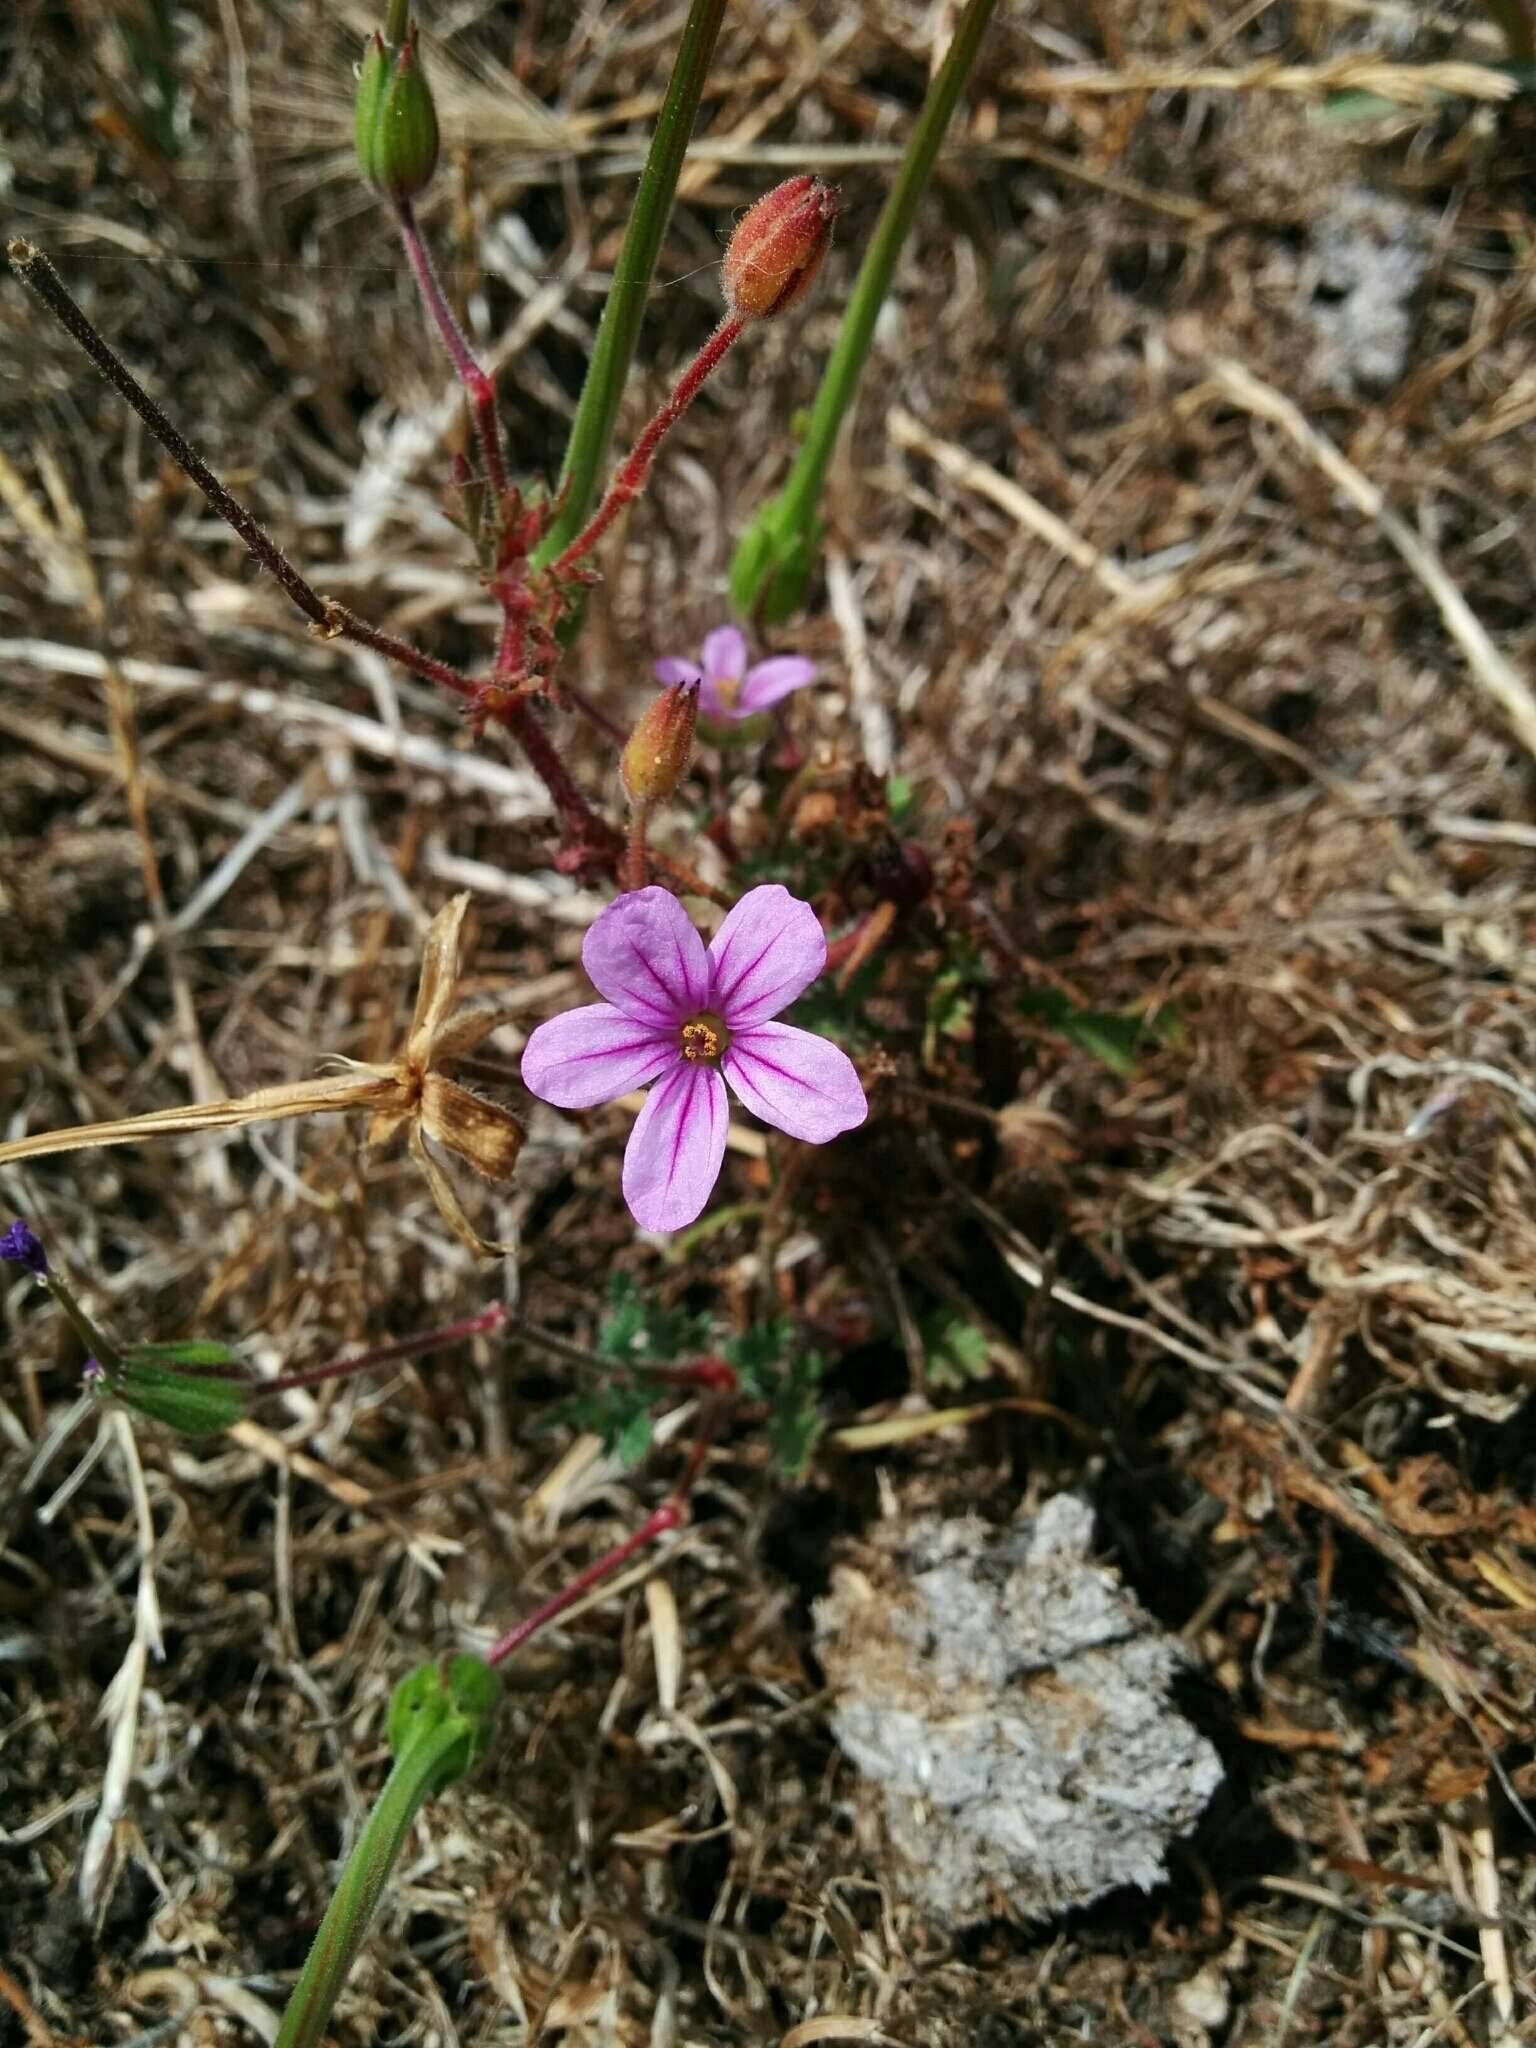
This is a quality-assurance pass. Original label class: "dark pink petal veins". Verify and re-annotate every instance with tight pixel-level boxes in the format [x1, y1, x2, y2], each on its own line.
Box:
[707, 883, 827, 1028]
[722, 1022, 867, 1143]
[622, 1059, 729, 1232]
[520, 1004, 678, 1109]
[583, 886, 710, 1026]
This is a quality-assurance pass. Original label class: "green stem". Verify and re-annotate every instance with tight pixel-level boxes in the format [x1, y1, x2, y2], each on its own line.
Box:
[530, 0, 728, 571]
[45, 1270, 124, 1373]
[273, 1723, 461, 2048]
[728, 0, 1000, 622]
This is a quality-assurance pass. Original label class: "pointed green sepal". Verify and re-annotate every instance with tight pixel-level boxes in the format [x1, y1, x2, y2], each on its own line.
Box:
[728, 496, 822, 624]
[387, 1654, 500, 1793]
[103, 1348, 252, 1436]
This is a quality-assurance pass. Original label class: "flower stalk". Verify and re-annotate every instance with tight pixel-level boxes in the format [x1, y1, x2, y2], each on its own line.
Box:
[728, 0, 1000, 622]
[395, 197, 512, 507]
[550, 317, 744, 577]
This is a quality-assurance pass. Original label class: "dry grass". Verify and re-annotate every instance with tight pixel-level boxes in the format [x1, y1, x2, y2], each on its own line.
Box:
[4, 0, 1536, 2043]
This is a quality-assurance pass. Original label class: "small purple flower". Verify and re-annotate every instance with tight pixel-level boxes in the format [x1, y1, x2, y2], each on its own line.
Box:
[655, 625, 816, 726]
[0, 1219, 47, 1278]
[521, 884, 867, 1233]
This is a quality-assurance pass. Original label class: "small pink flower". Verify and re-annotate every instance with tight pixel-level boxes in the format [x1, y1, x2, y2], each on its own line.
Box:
[521, 885, 867, 1233]
[655, 625, 816, 726]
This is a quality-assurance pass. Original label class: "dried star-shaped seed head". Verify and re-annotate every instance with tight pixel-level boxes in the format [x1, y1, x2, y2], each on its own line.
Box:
[353, 893, 525, 1252]
[0, 895, 523, 1257]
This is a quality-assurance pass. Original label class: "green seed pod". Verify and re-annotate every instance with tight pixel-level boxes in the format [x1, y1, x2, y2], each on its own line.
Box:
[354, 21, 439, 201]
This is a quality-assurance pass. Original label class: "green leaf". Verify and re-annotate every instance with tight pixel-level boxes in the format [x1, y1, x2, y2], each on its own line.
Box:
[596, 1273, 709, 1367]
[921, 1311, 989, 1390]
[722, 1317, 794, 1400]
[788, 956, 884, 1051]
[615, 1407, 655, 1467]
[766, 1350, 828, 1477]
[1017, 989, 1182, 1078]
[886, 774, 915, 823]
[543, 1373, 660, 1466]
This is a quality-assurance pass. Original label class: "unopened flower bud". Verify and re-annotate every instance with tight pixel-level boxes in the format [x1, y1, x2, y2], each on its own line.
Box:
[355, 14, 439, 201]
[722, 175, 838, 322]
[622, 680, 698, 804]
[101, 1342, 252, 1437]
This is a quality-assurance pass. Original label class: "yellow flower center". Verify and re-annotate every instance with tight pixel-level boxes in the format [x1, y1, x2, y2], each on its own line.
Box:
[711, 674, 742, 712]
[680, 1011, 731, 1063]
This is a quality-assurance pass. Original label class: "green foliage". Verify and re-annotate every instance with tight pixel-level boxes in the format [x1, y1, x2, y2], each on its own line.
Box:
[1018, 989, 1182, 1079]
[886, 774, 915, 823]
[596, 1272, 711, 1367]
[722, 1319, 828, 1477]
[114, 0, 183, 159]
[548, 1289, 830, 1478]
[920, 1310, 989, 1390]
[923, 932, 990, 1062]
[545, 1378, 658, 1467]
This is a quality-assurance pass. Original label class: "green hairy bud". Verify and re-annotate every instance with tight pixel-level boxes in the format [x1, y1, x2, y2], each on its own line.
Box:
[354, 12, 439, 201]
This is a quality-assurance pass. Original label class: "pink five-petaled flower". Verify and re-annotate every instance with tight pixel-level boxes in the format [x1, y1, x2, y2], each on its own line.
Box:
[655, 625, 815, 726]
[520, 885, 867, 1233]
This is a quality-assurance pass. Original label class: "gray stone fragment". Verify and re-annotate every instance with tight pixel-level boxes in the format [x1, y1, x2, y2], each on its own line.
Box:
[814, 1495, 1223, 1924]
[1306, 184, 1432, 393]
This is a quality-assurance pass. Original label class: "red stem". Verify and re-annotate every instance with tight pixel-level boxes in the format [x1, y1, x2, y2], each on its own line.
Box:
[550, 317, 744, 577]
[396, 199, 512, 504]
[485, 1500, 683, 1667]
[485, 1379, 734, 1668]
[264, 1303, 506, 1395]
[322, 601, 480, 700]
[502, 698, 618, 855]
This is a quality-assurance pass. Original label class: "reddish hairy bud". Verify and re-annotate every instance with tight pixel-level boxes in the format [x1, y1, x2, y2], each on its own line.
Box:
[722, 175, 838, 322]
[621, 680, 699, 804]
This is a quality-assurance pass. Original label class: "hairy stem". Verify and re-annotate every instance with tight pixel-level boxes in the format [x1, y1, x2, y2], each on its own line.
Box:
[485, 1500, 683, 1667]
[503, 699, 618, 856]
[550, 316, 744, 576]
[395, 199, 511, 502]
[9, 238, 330, 628]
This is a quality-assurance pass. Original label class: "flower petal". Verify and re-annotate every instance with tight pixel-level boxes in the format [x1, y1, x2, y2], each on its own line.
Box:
[723, 1023, 867, 1142]
[521, 1004, 677, 1109]
[622, 1059, 729, 1232]
[583, 887, 710, 1026]
[739, 656, 817, 713]
[707, 883, 827, 1027]
[654, 657, 702, 687]
[700, 625, 748, 684]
